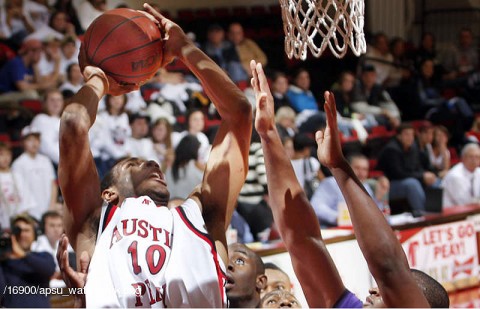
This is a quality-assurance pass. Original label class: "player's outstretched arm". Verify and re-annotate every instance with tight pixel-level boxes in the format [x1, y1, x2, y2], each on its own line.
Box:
[251, 61, 344, 308]
[144, 3, 252, 265]
[318, 92, 429, 308]
[58, 66, 109, 256]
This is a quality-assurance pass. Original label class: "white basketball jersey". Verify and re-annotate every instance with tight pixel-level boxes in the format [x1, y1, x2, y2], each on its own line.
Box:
[85, 197, 227, 307]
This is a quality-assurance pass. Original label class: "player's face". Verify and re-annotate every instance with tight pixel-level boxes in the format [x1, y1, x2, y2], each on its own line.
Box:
[262, 268, 291, 298]
[261, 290, 300, 308]
[226, 243, 257, 300]
[114, 158, 169, 206]
[363, 287, 386, 308]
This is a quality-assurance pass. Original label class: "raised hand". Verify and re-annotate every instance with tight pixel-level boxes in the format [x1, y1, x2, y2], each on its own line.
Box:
[315, 91, 345, 169]
[143, 3, 189, 67]
[250, 60, 275, 137]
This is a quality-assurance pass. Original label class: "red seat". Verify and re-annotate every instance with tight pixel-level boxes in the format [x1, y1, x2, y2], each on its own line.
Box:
[232, 7, 248, 17]
[0, 133, 10, 143]
[19, 99, 43, 114]
[195, 8, 212, 19]
[177, 9, 195, 21]
[213, 7, 230, 18]
[251, 5, 267, 16]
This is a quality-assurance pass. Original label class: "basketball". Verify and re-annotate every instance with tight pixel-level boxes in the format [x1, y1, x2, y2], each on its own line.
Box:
[83, 8, 163, 85]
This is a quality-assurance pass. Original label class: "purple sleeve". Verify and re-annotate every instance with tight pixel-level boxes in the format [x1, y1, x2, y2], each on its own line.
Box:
[333, 289, 363, 308]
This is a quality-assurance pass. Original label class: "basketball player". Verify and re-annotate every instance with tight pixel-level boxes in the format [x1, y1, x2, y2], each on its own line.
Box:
[249, 60, 449, 308]
[58, 4, 252, 307]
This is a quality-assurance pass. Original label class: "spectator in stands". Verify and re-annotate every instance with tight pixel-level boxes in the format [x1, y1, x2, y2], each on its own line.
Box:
[229, 210, 254, 244]
[151, 117, 174, 171]
[286, 68, 318, 113]
[237, 131, 273, 242]
[442, 28, 478, 79]
[89, 93, 130, 178]
[59, 63, 83, 97]
[0, 142, 35, 229]
[377, 123, 440, 216]
[363, 32, 394, 85]
[270, 71, 292, 113]
[23, 0, 50, 30]
[290, 133, 322, 200]
[11, 126, 59, 220]
[412, 32, 440, 68]
[32, 211, 73, 287]
[429, 125, 451, 179]
[202, 23, 229, 68]
[125, 111, 157, 162]
[59, 36, 79, 78]
[26, 10, 76, 42]
[416, 121, 435, 172]
[261, 263, 292, 298]
[52, 0, 83, 35]
[0, 0, 34, 49]
[442, 143, 480, 208]
[351, 64, 401, 129]
[275, 106, 297, 139]
[76, 0, 106, 32]
[261, 289, 301, 308]
[0, 214, 55, 307]
[224, 22, 267, 83]
[331, 71, 370, 141]
[172, 109, 210, 163]
[30, 88, 64, 168]
[286, 68, 330, 135]
[37, 36, 63, 85]
[387, 37, 413, 88]
[226, 242, 267, 308]
[0, 38, 55, 104]
[311, 154, 389, 227]
[165, 134, 204, 199]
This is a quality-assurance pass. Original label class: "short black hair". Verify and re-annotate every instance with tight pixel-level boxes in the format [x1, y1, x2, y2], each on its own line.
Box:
[411, 269, 449, 308]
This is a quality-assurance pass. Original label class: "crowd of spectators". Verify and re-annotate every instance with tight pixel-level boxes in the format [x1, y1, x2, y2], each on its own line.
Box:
[0, 1, 479, 306]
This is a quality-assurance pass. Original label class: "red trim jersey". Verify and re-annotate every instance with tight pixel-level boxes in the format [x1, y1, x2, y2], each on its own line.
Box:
[84, 197, 227, 307]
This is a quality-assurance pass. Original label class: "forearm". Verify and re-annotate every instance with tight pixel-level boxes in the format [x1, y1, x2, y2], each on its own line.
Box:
[331, 160, 410, 275]
[66, 75, 106, 126]
[178, 42, 250, 119]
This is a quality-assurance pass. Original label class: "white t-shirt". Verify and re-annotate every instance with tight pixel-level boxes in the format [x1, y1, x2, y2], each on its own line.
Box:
[31, 113, 61, 165]
[165, 160, 204, 199]
[0, 171, 36, 228]
[11, 152, 56, 220]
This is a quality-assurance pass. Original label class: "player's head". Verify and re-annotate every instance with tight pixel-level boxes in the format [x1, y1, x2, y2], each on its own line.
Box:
[364, 269, 449, 308]
[101, 157, 169, 207]
[226, 243, 267, 307]
[261, 289, 300, 308]
[261, 262, 292, 298]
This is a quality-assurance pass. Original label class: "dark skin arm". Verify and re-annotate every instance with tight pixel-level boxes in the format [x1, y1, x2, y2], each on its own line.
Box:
[252, 61, 429, 308]
[144, 4, 252, 266]
[251, 61, 344, 308]
[317, 92, 429, 307]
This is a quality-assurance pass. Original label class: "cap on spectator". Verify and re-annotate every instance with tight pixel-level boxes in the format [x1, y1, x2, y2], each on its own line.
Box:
[293, 133, 316, 151]
[21, 126, 41, 139]
[19, 39, 42, 54]
[129, 112, 151, 124]
[361, 63, 376, 73]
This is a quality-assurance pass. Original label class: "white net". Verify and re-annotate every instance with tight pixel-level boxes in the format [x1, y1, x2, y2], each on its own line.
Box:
[280, 0, 367, 59]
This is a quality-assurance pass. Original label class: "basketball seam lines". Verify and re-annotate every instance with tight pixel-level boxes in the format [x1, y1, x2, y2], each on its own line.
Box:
[90, 15, 149, 62]
[97, 38, 161, 67]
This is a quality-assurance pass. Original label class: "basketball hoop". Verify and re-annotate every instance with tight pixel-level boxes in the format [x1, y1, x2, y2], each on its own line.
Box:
[279, 0, 366, 60]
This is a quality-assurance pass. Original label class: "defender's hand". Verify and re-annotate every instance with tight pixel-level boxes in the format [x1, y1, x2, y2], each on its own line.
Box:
[315, 91, 345, 169]
[250, 60, 275, 137]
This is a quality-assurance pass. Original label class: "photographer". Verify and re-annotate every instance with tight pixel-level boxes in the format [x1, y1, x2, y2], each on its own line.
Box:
[0, 214, 55, 307]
